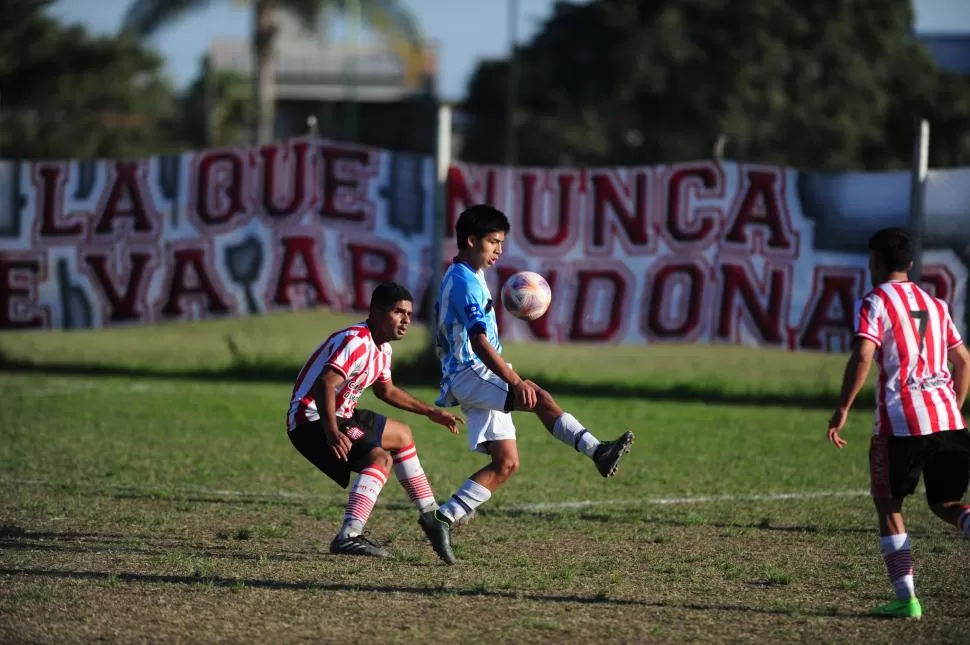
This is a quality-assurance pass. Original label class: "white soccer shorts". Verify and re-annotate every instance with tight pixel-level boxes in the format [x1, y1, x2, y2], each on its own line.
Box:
[445, 366, 517, 454]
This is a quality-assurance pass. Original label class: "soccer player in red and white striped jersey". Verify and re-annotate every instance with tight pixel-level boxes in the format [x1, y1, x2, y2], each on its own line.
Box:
[827, 228, 970, 619]
[287, 282, 463, 563]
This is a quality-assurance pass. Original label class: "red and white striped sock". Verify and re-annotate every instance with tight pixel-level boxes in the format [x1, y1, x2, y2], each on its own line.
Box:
[958, 506, 970, 539]
[392, 443, 437, 513]
[879, 533, 915, 600]
[340, 464, 388, 538]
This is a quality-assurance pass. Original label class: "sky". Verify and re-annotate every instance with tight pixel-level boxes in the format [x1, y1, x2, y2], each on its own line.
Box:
[51, 0, 970, 102]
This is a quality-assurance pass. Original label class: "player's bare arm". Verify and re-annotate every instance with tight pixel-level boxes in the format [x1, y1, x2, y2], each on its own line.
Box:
[312, 366, 353, 461]
[372, 378, 463, 434]
[949, 343, 970, 409]
[827, 337, 877, 448]
[468, 331, 538, 409]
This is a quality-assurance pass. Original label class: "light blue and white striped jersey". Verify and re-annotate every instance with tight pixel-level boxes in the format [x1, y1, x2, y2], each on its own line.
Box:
[434, 259, 502, 403]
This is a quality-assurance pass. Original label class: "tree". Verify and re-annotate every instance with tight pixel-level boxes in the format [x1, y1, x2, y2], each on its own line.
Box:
[0, 0, 182, 160]
[123, 0, 425, 146]
[461, 0, 970, 171]
[178, 59, 253, 149]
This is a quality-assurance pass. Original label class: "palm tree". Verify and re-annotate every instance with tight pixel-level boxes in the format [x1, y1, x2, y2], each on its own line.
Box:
[123, 0, 426, 145]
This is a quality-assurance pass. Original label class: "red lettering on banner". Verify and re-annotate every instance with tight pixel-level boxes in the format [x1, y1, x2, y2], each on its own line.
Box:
[0, 255, 48, 329]
[348, 242, 402, 311]
[643, 259, 711, 342]
[794, 267, 866, 351]
[93, 161, 157, 238]
[517, 170, 576, 250]
[446, 164, 499, 234]
[83, 249, 157, 323]
[320, 144, 376, 223]
[716, 260, 791, 345]
[260, 141, 310, 219]
[273, 236, 332, 308]
[919, 264, 957, 304]
[568, 267, 631, 341]
[663, 163, 723, 248]
[194, 150, 247, 227]
[588, 170, 651, 255]
[724, 168, 798, 258]
[34, 165, 83, 239]
[494, 263, 557, 340]
[161, 247, 232, 318]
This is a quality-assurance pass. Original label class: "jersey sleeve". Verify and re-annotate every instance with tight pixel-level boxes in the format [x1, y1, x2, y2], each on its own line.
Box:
[448, 275, 490, 336]
[855, 294, 884, 347]
[325, 335, 367, 378]
[943, 304, 964, 350]
[377, 346, 392, 382]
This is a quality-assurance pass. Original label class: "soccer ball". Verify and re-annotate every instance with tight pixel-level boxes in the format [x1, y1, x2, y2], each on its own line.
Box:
[500, 271, 552, 321]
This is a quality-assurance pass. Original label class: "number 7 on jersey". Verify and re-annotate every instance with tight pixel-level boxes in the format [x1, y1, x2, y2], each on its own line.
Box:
[910, 309, 928, 353]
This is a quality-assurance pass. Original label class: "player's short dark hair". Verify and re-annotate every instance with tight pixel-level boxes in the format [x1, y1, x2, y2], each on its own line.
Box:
[867, 227, 913, 272]
[370, 282, 413, 312]
[455, 204, 510, 248]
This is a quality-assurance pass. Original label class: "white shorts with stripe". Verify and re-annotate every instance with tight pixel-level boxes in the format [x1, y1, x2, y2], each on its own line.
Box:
[438, 364, 516, 454]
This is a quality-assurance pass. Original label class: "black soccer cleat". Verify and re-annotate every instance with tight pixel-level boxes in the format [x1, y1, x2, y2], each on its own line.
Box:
[593, 431, 635, 478]
[329, 534, 393, 558]
[418, 510, 458, 565]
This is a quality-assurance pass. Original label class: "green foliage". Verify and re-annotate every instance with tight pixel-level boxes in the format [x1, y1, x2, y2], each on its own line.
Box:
[178, 61, 253, 148]
[0, 0, 183, 160]
[461, 0, 970, 170]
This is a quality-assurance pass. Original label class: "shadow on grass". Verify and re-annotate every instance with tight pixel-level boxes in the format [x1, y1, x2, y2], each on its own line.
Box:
[0, 567, 885, 617]
[0, 350, 860, 411]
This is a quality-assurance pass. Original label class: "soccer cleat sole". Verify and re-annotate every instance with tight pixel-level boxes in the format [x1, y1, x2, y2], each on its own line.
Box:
[599, 432, 634, 478]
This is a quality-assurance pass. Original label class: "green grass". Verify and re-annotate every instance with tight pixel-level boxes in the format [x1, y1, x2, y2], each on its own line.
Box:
[0, 310, 966, 644]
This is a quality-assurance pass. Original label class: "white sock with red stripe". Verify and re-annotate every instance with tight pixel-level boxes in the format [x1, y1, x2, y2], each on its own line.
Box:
[880, 533, 915, 600]
[552, 413, 601, 458]
[958, 506, 970, 539]
[438, 479, 491, 525]
[339, 464, 388, 538]
[392, 443, 437, 513]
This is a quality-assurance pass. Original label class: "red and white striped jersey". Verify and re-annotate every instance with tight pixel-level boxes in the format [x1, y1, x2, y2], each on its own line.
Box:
[855, 280, 965, 437]
[286, 322, 392, 431]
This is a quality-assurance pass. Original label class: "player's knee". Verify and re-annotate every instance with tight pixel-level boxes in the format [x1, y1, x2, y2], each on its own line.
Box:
[495, 455, 520, 479]
[370, 449, 393, 471]
[397, 423, 413, 445]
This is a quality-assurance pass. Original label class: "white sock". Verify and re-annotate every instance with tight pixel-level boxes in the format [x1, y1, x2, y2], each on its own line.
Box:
[958, 507, 970, 539]
[339, 465, 387, 539]
[438, 479, 491, 524]
[552, 413, 600, 458]
[879, 533, 915, 600]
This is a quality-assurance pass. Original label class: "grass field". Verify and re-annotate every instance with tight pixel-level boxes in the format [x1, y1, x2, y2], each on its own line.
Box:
[1, 310, 968, 644]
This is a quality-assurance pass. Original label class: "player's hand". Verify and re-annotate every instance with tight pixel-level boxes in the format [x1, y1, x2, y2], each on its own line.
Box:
[325, 426, 353, 461]
[512, 379, 538, 410]
[827, 407, 848, 449]
[427, 408, 464, 434]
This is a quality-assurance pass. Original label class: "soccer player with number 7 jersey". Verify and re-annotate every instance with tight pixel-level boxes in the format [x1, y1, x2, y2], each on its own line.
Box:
[827, 227, 970, 619]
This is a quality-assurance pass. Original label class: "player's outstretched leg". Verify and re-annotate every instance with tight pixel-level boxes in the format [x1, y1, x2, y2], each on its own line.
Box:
[526, 385, 635, 477]
[382, 420, 456, 565]
[330, 458, 392, 558]
[393, 443, 456, 565]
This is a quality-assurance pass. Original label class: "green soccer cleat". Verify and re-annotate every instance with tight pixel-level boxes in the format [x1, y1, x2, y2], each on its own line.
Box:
[870, 597, 922, 619]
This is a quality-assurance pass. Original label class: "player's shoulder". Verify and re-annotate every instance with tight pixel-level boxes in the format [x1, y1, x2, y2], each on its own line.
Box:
[447, 262, 484, 292]
[861, 284, 895, 307]
[329, 322, 371, 345]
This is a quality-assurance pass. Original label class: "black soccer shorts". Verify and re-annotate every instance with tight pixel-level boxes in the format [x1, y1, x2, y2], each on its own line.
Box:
[288, 408, 388, 488]
[869, 429, 970, 505]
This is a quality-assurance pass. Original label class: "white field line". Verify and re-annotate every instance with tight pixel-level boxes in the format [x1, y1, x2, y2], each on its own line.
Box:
[7, 478, 871, 511]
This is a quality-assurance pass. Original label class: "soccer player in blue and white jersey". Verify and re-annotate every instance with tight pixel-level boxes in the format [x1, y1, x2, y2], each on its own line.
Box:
[425, 204, 635, 559]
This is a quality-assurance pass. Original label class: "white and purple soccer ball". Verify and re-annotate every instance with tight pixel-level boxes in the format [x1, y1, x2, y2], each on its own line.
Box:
[500, 271, 552, 321]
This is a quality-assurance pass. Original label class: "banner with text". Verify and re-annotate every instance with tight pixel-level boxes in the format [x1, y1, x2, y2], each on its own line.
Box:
[1, 138, 967, 351]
